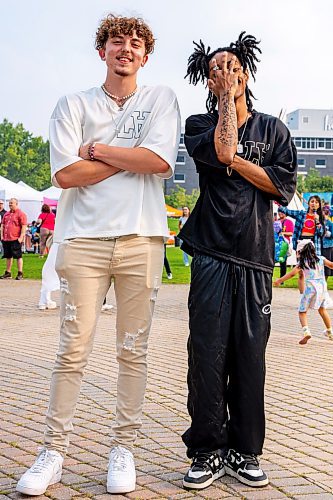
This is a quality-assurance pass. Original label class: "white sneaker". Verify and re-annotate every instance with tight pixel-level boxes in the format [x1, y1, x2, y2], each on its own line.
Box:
[323, 329, 333, 340]
[107, 446, 136, 494]
[38, 301, 57, 310]
[46, 300, 57, 309]
[101, 303, 114, 312]
[167, 273, 172, 279]
[16, 448, 63, 496]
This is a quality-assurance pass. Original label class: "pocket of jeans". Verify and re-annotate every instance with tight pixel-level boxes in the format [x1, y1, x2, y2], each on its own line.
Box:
[55, 240, 71, 273]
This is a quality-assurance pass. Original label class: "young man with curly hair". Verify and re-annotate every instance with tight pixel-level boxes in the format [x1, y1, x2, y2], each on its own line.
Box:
[178, 33, 297, 490]
[17, 14, 180, 496]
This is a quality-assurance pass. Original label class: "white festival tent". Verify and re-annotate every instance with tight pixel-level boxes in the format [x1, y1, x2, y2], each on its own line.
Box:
[17, 180, 42, 194]
[17, 180, 62, 202]
[273, 192, 304, 212]
[0, 175, 43, 223]
[40, 185, 62, 200]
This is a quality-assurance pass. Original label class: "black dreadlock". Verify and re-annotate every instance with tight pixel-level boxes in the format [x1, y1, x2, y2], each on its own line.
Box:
[298, 243, 319, 270]
[185, 32, 262, 113]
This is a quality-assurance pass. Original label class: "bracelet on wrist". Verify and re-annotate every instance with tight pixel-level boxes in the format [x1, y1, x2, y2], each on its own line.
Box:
[88, 142, 96, 161]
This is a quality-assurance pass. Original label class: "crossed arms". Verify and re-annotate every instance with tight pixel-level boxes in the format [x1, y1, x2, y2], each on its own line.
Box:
[55, 144, 169, 189]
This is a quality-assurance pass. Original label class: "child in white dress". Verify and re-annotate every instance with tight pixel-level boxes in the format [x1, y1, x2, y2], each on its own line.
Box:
[274, 239, 333, 344]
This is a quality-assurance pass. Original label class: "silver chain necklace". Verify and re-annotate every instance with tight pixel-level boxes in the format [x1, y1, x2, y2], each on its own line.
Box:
[227, 113, 251, 177]
[236, 113, 250, 154]
[101, 85, 138, 134]
[101, 84, 137, 111]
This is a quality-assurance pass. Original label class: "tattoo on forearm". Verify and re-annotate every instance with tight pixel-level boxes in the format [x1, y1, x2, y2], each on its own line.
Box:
[217, 92, 237, 147]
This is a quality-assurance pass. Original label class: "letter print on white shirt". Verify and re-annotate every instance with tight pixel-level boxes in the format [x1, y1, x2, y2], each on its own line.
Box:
[117, 111, 151, 139]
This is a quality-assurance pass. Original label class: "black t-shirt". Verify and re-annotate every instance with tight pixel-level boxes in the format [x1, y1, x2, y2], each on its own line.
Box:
[178, 110, 297, 273]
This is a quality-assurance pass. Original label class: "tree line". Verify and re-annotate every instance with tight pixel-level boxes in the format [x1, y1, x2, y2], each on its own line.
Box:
[1, 118, 333, 198]
[0, 119, 51, 190]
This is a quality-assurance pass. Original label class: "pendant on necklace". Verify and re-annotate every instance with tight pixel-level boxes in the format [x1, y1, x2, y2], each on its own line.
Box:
[237, 143, 243, 154]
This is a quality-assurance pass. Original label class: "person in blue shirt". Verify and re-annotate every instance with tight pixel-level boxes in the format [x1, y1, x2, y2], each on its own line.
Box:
[322, 206, 333, 281]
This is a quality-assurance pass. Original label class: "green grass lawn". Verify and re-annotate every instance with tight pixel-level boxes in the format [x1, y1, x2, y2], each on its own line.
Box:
[168, 217, 179, 233]
[163, 246, 191, 283]
[0, 253, 45, 280]
[3, 248, 333, 289]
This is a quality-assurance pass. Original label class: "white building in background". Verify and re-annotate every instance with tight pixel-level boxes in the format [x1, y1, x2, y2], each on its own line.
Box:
[164, 130, 199, 195]
[286, 109, 333, 176]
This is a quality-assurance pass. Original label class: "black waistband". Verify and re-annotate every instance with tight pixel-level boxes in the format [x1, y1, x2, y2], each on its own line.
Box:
[299, 235, 315, 241]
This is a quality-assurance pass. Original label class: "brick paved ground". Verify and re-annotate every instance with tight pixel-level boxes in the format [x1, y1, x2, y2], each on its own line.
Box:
[1, 280, 333, 499]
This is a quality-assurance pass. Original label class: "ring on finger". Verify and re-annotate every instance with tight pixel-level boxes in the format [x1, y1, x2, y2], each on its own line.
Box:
[213, 65, 219, 71]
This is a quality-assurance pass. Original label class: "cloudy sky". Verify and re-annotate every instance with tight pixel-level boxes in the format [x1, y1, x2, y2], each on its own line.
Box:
[1, 0, 332, 138]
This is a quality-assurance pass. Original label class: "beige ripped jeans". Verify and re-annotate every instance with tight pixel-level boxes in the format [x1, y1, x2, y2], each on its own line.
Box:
[44, 236, 164, 454]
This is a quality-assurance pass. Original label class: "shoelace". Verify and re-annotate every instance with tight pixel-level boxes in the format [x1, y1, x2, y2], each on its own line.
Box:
[110, 447, 132, 471]
[193, 452, 220, 470]
[242, 454, 259, 467]
[30, 449, 56, 474]
[233, 451, 259, 468]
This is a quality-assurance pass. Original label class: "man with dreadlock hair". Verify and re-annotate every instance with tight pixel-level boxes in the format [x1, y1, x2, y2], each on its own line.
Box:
[179, 33, 297, 490]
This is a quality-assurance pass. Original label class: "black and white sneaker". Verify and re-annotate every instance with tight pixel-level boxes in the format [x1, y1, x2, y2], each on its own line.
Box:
[224, 449, 268, 487]
[183, 451, 225, 490]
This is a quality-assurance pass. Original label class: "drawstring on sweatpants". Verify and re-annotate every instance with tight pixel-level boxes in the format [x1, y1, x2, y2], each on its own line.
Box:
[231, 264, 238, 295]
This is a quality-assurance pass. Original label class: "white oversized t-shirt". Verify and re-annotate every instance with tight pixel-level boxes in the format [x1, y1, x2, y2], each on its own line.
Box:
[50, 85, 181, 242]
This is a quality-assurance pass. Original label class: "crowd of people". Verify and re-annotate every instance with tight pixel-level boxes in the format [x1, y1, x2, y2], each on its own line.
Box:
[274, 196, 333, 281]
[0, 12, 331, 499]
[273, 197, 333, 345]
[274, 239, 333, 344]
[0, 199, 56, 280]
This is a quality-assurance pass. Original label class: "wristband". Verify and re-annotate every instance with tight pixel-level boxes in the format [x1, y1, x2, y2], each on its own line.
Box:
[88, 142, 96, 161]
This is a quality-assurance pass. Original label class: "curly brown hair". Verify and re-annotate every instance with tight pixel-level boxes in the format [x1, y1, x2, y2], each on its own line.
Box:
[95, 14, 155, 55]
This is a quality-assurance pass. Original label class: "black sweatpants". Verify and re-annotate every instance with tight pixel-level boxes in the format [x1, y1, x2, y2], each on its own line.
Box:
[164, 245, 172, 275]
[182, 253, 272, 458]
[280, 260, 287, 277]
